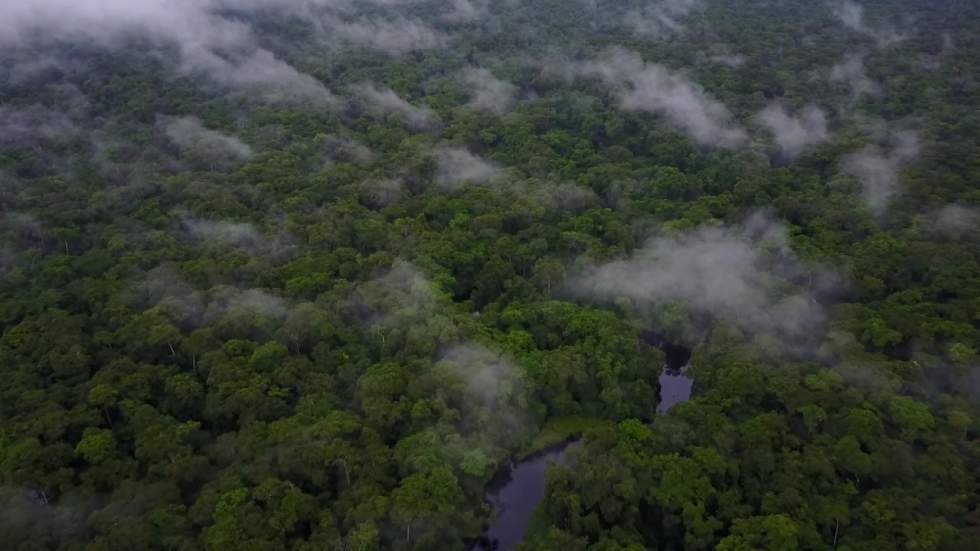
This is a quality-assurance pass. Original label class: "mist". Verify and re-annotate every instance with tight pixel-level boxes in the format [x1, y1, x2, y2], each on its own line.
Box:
[831, 53, 881, 101]
[627, 0, 703, 39]
[709, 53, 747, 68]
[359, 178, 405, 208]
[355, 83, 438, 130]
[330, 15, 444, 54]
[933, 205, 979, 237]
[443, 0, 485, 22]
[756, 103, 830, 159]
[831, 0, 905, 47]
[433, 147, 502, 187]
[461, 67, 518, 114]
[1, 0, 340, 105]
[0, 104, 77, 146]
[571, 48, 748, 148]
[439, 343, 523, 410]
[133, 264, 294, 334]
[435, 342, 531, 455]
[841, 130, 921, 216]
[162, 116, 253, 166]
[573, 213, 831, 343]
[181, 218, 268, 252]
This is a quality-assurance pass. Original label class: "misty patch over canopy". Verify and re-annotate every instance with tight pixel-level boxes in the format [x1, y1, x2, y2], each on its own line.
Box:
[831, 0, 905, 47]
[433, 147, 502, 187]
[342, 260, 446, 334]
[841, 130, 921, 216]
[442, 0, 486, 22]
[626, 0, 704, 39]
[359, 178, 405, 208]
[340, 260, 464, 360]
[830, 53, 881, 102]
[0, 104, 78, 147]
[0, 487, 100, 548]
[568, 48, 748, 148]
[0, 0, 341, 106]
[354, 83, 438, 130]
[131, 264, 292, 331]
[162, 116, 253, 167]
[709, 53, 746, 68]
[176, 212, 295, 258]
[197, 49, 339, 106]
[931, 205, 979, 237]
[329, 15, 444, 54]
[181, 218, 267, 251]
[460, 67, 518, 114]
[573, 213, 833, 344]
[434, 342, 531, 455]
[320, 135, 375, 164]
[438, 343, 524, 410]
[0, 213, 47, 267]
[755, 103, 830, 159]
[202, 286, 290, 325]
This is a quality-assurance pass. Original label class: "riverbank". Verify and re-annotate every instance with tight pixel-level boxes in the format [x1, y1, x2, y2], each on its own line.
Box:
[516, 415, 612, 460]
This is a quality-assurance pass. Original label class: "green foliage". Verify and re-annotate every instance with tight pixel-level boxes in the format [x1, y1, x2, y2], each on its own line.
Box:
[1, 0, 979, 549]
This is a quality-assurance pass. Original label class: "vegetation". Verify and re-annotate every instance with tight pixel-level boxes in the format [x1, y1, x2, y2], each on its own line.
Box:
[0, 0, 978, 550]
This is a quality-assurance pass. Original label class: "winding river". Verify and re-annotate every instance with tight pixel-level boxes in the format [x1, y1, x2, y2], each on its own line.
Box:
[470, 441, 582, 550]
[472, 332, 693, 550]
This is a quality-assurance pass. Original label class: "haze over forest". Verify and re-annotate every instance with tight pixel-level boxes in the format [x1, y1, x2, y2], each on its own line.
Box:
[0, 0, 978, 550]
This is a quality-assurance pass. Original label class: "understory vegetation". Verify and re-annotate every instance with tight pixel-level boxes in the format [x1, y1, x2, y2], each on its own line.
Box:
[0, 0, 978, 549]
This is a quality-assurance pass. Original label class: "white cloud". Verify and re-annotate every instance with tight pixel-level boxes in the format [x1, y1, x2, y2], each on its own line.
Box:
[626, 0, 703, 39]
[841, 131, 920, 216]
[709, 53, 746, 68]
[756, 103, 830, 159]
[570, 48, 748, 148]
[574, 213, 829, 340]
[355, 83, 437, 130]
[331, 16, 444, 54]
[830, 53, 881, 101]
[0, 0, 338, 105]
[0, 104, 76, 146]
[163, 116, 252, 165]
[932, 205, 979, 237]
[182, 218, 267, 251]
[461, 67, 517, 114]
[831, 0, 905, 47]
[433, 147, 502, 187]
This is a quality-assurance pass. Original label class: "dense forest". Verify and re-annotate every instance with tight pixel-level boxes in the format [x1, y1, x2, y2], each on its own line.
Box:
[1, 0, 978, 549]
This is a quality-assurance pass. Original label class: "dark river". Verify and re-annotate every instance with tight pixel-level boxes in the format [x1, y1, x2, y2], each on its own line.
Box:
[470, 441, 581, 550]
[641, 329, 693, 413]
[472, 331, 693, 550]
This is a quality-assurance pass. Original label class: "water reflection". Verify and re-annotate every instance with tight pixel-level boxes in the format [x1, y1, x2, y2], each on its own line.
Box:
[657, 365, 693, 413]
[470, 442, 580, 550]
[474, 329, 694, 549]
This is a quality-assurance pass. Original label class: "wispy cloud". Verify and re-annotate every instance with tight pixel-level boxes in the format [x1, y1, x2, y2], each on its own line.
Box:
[573, 213, 832, 343]
[331, 16, 444, 54]
[1, 0, 337, 105]
[355, 83, 438, 130]
[756, 103, 830, 159]
[626, 0, 704, 39]
[568, 48, 748, 148]
[162, 116, 253, 167]
[831, 0, 905, 47]
[932, 205, 979, 237]
[461, 67, 517, 114]
[830, 53, 881, 102]
[0, 104, 77, 146]
[433, 147, 502, 187]
[841, 130, 921, 216]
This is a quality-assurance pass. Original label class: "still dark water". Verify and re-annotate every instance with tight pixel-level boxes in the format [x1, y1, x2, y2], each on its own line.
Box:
[470, 441, 581, 550]
[472, 331, 693, 550]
